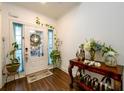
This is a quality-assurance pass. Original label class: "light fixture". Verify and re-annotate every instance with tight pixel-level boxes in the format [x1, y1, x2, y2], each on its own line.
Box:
[40, 2, 47, 4]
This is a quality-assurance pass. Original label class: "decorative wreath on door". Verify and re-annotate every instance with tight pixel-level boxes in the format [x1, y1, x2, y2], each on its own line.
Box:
[30, 34, 41, 46]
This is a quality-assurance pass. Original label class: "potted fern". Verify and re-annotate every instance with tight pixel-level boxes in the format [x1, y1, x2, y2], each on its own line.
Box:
[6, 42, 20, 73]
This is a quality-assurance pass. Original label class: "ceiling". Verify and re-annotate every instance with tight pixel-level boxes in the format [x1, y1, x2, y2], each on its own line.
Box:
[9, 2, 81, 20]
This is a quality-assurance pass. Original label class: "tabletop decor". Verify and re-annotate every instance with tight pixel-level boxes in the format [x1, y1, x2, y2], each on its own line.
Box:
[84, 39, 102, 61]
[76, 44, 85, 61]
[79, 38, 118, 67]
[83, 60, 101, 67]
[101, 44, 118, 67]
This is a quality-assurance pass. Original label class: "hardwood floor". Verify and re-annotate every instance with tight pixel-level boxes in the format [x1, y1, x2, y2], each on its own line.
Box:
[1, 68, 82, 91]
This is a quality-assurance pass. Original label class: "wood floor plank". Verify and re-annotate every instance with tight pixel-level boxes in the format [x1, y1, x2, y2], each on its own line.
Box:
[1, 68, 81, 91]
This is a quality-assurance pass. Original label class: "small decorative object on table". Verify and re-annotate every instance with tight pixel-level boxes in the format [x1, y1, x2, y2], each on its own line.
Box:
[76, 44, 85, 61]
[79, 44, 85, 61]
[76, 50, 80, 61]
[83, 60, 101, 67]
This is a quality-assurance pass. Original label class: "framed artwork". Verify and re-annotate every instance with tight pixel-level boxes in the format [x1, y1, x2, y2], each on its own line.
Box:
[30, 30, 44, 57]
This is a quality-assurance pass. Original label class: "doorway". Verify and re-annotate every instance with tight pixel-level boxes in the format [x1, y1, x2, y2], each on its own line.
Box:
[12, 22, 49, 75]
[24, 26, 47, 75]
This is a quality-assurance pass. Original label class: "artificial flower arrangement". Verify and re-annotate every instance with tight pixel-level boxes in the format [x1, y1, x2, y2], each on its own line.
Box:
[80, 38, 118, 67]
[84, 39, 102, 52]
[83, 39, 102, 61]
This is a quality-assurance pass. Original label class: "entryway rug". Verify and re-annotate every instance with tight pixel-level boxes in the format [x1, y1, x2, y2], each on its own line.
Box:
[27, 69, 53, 83]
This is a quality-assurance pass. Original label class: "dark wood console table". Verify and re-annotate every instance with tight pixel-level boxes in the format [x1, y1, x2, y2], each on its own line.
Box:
[68, 59, 123, 91]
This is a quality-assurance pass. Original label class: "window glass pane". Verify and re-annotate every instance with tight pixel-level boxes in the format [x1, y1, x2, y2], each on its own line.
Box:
[16, 50, 21, 54]
[15, 27, 21, 35]
[16, 36, 21, 44]
[49, 42, 52, 45]
[13, 22, 24, 72]
[49, 35, 52, 38]
[49, 42, 53, 45]
[17, 44, 22, 49]
[48, 30, 53, 65]
[49, 39, 53, 41]
[49, 45, 53, 48]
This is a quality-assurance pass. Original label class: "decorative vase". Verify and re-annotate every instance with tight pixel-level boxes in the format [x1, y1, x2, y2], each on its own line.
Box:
[104, 54, 117, 67]
[90, 50, 95, 61]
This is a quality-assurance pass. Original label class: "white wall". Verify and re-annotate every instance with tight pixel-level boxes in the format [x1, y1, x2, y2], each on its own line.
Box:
[57, 2, 124, 71]
[1, 3, 56, 87]
[57, 2, 124, 90]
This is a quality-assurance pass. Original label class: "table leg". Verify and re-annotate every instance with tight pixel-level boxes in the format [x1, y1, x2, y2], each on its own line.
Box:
[114, 80, 122, 90]
[6, 75, 8, 83]
[68, 63, 74, 88]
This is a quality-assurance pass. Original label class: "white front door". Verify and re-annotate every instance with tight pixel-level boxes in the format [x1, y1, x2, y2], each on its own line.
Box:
[24, 25, 48, 75]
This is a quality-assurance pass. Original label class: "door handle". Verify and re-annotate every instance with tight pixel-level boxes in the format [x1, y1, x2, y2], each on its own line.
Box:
[25, 48, 28, 62]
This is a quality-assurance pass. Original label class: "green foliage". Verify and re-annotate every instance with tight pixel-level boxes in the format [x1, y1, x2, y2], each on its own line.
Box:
[83, 38, 118, 57]
[7, 42, 19, 64]
[84, 38, 102, 52]
[36, 17, 40, 25]
[79, 44, 84, 49]
[50, 34, 61, 66]
[35, 17, 54, 29]
[54, 34, 60, 50]
[101, 43, 117, 56]
[50, 50, 60, 65]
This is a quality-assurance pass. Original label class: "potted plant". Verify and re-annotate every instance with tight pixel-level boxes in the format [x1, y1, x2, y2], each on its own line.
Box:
[6, 42, 20, 73]
[50, 34, 61, 68]
[50, 50, 61, 68]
